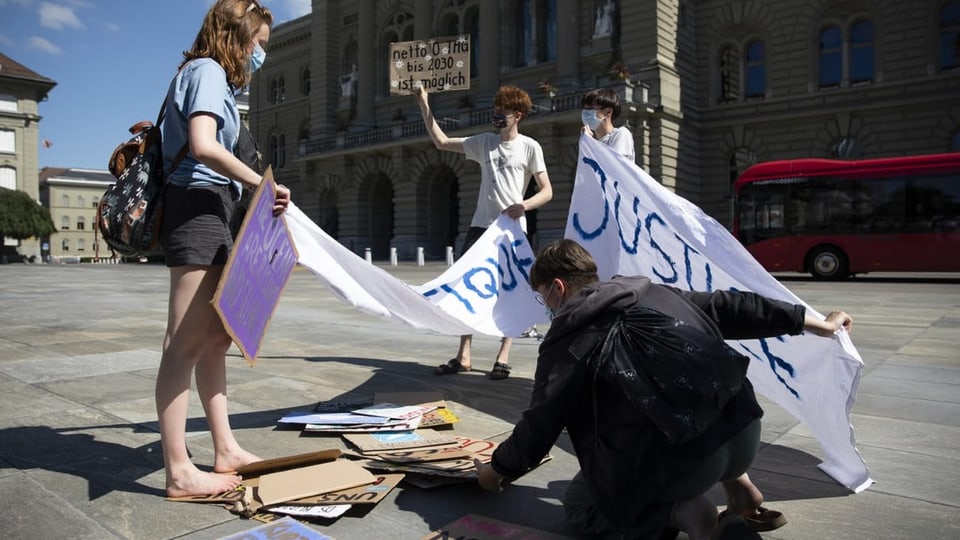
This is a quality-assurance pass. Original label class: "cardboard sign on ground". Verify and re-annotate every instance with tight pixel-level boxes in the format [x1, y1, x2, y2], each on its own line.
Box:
[421, 514, 573, 540]
[257, 460, 376, 507]
[267, 473, 403, 506]
[343, 429, 458, 453]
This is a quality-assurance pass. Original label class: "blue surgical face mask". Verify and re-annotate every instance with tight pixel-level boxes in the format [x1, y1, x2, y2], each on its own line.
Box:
[581, 109, 604, 130]
[539, 283, 559, 321]
[249, 43, 266, 73]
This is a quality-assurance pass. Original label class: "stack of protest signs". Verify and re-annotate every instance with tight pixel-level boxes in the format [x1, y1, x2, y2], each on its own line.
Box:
[166, 449, 404, 524]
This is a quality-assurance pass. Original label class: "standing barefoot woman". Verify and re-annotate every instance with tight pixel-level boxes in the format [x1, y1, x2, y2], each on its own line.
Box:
[156, 0, 290, 497]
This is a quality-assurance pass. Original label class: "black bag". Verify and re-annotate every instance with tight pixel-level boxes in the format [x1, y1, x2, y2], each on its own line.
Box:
[587, 305, 750, 444]
[96, 102, 186, 256]
[228, 122, 263, 239]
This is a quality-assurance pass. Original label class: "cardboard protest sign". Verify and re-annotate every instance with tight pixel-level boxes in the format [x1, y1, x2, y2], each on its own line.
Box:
[343, 429, 458, 453]
[214, 168, 299, 366]
[389, 35, 471, 95]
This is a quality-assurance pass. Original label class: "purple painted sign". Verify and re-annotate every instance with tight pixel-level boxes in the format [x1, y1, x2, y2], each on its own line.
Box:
[214, 171, 299, 365]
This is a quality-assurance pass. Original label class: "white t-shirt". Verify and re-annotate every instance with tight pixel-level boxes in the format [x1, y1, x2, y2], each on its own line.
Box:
[462, 132, 547, 231]
[599, 126, 635, 163]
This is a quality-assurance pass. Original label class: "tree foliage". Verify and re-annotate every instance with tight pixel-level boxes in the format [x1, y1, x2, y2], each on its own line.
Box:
[0, 188, 56, 240]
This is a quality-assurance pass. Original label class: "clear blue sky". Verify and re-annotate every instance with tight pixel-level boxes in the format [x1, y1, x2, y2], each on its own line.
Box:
[0, 0, 310, 170]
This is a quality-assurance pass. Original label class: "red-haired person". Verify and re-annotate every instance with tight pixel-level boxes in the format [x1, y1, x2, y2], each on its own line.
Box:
[416, 85, 553, 380]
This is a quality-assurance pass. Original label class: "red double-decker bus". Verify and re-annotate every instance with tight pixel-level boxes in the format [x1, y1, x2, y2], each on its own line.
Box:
[733, 153, 960, 279]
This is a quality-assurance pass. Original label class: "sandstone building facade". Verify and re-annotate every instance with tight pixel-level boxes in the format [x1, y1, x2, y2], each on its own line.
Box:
[249, 0, 960, 260]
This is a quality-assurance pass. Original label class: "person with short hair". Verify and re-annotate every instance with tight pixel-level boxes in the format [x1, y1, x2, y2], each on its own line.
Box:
[156, 0, 291, 497]
[416, 84, 553, 380]
[476, 239, 854, 539]
[581, 86, 635, 162]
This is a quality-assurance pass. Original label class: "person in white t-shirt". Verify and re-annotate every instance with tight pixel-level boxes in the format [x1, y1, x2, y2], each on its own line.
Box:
[416, 84, 553, 380]
[580, 87, 635, 162]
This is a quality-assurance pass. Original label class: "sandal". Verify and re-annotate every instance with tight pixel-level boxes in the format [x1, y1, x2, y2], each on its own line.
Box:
[490, 362, 511, 380]
[717, 507, 786, 532]
[434, 358, 470, 375]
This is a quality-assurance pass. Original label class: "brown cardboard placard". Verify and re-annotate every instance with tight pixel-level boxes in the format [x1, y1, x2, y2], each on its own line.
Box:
[275, 473, 403, 506]
[257, 459, 377, 507]
[421, 514, 573, 540]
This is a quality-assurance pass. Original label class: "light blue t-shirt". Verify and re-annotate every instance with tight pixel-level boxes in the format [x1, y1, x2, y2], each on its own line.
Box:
[162, 58, 240, 194]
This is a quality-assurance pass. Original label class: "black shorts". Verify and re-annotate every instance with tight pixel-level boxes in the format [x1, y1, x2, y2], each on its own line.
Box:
[160, 183, 236, 267]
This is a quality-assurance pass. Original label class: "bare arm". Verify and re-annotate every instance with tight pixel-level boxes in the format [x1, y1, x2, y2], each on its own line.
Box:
[188, 113, 289, 214]
[804, 310, 853, 337]
[416, 86, 465, 153]
[502, 170, 554, 219]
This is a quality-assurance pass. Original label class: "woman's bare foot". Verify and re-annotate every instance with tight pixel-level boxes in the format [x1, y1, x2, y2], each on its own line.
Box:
[213, 447, 261, 474]
[670, 495, 718, 540]
[721, 473, 764, 515]
[166, 463, 242, 497]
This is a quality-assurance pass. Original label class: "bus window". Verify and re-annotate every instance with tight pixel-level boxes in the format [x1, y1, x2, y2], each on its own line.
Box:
[911, 174, 960, 231]
[738, 183, 786, 245]
[850, 177, 907, 232]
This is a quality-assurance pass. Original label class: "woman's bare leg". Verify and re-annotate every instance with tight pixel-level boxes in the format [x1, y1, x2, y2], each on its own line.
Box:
[156, 265, 241, 497]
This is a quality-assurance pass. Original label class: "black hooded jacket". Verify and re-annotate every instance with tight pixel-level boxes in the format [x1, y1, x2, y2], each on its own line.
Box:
[490, 276, 804, 538]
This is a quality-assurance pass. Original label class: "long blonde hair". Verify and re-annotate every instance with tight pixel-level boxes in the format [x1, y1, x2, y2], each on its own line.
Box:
[181, 0, 273, 88]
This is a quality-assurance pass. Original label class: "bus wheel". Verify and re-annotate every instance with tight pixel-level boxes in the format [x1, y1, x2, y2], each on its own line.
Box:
[809, 246, 849, 280]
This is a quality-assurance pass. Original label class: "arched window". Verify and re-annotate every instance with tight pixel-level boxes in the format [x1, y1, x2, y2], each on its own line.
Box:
[941, 1, 960, 70]
[271, 77, 285, 104]
[719, 45, 740, 101]
[76, 216, 85, 230]
[270, 134, 286, 169]
[514, 0, 532, 67]
[380, 11, 414, 95]
[744, 40, 766, 98]
[464, 6, 480, 77]
[300, 67, 311, 96]
[512, 0, 556, 67]
[849, 19, 874, 84]
[61, 239, 69, 251]
[819, 18, 875, 88]
[61, 215, 70, 230]
[77, 238, 85, 251]
[77, 195, 85, 208]
[819, 25, 843, 87]
[830, 137, 862, 159]
[61, 194, 70, 207]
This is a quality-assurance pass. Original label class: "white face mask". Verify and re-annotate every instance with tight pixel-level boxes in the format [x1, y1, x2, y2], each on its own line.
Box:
[539, 283, 559, 321]
[581, 109, 604, 130]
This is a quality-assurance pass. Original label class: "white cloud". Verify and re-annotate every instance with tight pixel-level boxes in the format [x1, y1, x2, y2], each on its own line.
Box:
[105, 22, 119, 32]
[27, 35, 62, 54]
[0, 33, 13, 48]
[39, 2, 85, 30]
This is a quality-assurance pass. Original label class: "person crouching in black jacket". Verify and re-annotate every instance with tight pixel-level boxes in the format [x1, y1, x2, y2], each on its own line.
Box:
[474, 239, 853, 540]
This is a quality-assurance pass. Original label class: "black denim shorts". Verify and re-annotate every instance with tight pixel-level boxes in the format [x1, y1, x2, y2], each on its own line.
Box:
[160, 183, 236, 267]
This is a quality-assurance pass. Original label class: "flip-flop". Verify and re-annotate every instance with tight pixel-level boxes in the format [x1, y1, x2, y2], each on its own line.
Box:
[717, 507, 787, 532]
[434, 358, 470, 375]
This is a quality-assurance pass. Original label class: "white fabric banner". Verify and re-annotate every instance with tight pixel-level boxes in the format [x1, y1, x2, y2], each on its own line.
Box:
[284, 134, 873, 492]
[286, 206, 542, 338]
[565, 135, 872, 492]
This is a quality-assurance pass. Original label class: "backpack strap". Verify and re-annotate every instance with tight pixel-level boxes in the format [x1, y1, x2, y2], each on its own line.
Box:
[156, 99, 189, 178]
